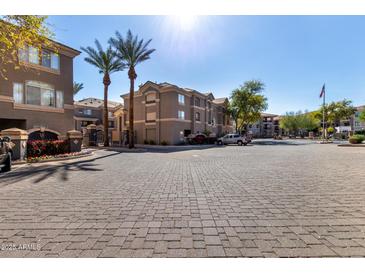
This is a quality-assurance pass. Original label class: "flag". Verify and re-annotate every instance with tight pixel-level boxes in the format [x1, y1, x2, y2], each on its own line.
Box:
[320, 84, 325, 98]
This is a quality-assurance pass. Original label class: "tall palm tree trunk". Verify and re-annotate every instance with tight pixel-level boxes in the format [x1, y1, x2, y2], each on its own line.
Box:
[103, 74, 111, 147]
[128, 67, 136, 149]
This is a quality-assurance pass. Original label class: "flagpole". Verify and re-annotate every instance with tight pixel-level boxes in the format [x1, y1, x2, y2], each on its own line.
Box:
[322, 85, 326, 141]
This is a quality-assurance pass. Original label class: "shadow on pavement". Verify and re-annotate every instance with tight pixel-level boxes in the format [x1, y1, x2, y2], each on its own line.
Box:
[0, 151, 122, 187]
[252, 139, 311, 146]
[104, 144, 226, 154]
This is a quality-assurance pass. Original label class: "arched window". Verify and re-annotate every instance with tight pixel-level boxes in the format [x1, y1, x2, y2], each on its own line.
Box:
[28, 130, 59, 141]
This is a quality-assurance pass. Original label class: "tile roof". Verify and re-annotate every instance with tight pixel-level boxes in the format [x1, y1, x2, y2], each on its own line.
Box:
[261, 113, 279, 117]
[75, 98, 122, 109]
[212, 98, 227, 104]
[121, 81, 228, 103]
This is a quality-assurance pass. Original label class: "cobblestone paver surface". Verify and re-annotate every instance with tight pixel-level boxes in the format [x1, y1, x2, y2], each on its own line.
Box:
[0, 140, 365, 257]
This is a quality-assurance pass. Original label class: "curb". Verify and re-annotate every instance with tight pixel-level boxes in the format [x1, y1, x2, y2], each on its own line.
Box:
[338, 144, 365, 147]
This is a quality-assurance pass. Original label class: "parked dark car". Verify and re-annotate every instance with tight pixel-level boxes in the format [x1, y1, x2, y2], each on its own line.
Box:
[0, 136, 13, 172]
[191, 134, 206, 145]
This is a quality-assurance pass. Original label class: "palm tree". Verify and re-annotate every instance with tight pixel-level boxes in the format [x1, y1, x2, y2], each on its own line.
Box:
[109, 30, 155, 148]
[73, 82, 84, 95]
[81, 40, 125, 147]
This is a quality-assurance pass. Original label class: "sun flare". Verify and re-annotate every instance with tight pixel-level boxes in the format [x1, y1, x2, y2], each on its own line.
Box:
[173, 15, 198, 31]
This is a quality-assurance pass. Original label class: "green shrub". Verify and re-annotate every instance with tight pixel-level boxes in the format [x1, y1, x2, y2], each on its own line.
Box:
[160, 140, 169, 146]
[149, 140, 156, 145]
[202, 129, 211, 136]
[327, 127, 335, 134]
[349, 134, 365, 144]
[143, 140, 149, 144]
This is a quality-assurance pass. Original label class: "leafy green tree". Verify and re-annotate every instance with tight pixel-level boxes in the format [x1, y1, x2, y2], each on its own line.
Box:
[0, 16, 54, 79]
[227, 105, 240, 133]
[81, 40, 125, 147]
[316, 99, 356, 128]
[279, 111, 320, 136]
[279, 112, 299, 135]
[109, 30, 155, 149]
[73, 82, 84, 95]
[230, 80, 268, 133]
[359, 110, 365, 122]
[301, 111, 320, 132]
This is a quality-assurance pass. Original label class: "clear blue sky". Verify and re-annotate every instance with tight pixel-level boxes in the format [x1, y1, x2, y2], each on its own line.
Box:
[48, 16, 365, 114]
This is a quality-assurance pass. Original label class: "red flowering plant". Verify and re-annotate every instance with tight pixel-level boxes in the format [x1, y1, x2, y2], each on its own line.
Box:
[27, 140, 69, 158]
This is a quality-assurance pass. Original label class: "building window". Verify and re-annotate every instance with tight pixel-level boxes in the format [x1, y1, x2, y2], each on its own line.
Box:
[146, 93, 156, 103]
[41, 89, 55, 107]
[108, 111, 113, 117]
[13, 83, 24, 104]
[195, 97, 200, 107]
[41, 50, 51, 68]
[81, 121, 91, 127]
[51, 53, 59, 70]
[18, 48, 28, 62]
[19, 46, 60, 70]
[84, 109, 92, 115]
[28, 46, 39, 64]
[23, 81, 62, 108]
[26, 85, 41, 105]
[178, 94, 185, 105]
[108, 121, 115, 128]
[178, 110, 185, 120]
[146, 112, 156, 122]
[56, 91, 64, 108]
[195, 112, 201, 121]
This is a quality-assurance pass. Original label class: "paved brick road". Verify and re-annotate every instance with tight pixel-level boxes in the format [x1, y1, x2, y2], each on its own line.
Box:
[0, 140, 365, 257]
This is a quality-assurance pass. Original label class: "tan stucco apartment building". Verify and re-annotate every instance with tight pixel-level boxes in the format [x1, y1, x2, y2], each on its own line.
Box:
[0, 39, 80, 139]
[74, 97, 123, 132]
[122, 81, 233, 145]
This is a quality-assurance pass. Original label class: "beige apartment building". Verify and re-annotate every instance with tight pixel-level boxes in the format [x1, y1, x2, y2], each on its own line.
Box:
[0, 38, 80, 139]
[121, 81, 233, 145]
[249, 113, 281, 138]
[74, 97, 122, 131]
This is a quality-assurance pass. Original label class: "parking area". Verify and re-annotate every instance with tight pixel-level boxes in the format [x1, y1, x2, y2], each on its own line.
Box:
[0, 139, 365, 257]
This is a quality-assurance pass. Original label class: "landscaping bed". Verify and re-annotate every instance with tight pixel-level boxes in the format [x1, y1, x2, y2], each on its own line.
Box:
[26, 149, 93, 163]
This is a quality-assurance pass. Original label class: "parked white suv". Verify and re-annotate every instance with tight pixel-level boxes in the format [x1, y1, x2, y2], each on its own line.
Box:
[217, 134, 248, 146]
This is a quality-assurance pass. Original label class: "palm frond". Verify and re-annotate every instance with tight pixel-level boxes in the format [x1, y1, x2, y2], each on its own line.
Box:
[81, 39, 125, 75]
[109, 29, 155, 69]
[73, 82, 84, 95]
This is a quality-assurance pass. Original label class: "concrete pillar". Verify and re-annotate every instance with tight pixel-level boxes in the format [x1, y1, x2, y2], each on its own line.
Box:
[0, 128, 28, 161]
[81, 128, 89, 147]
[86, 124, 97, 146]
[67, 130, 83, 153]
